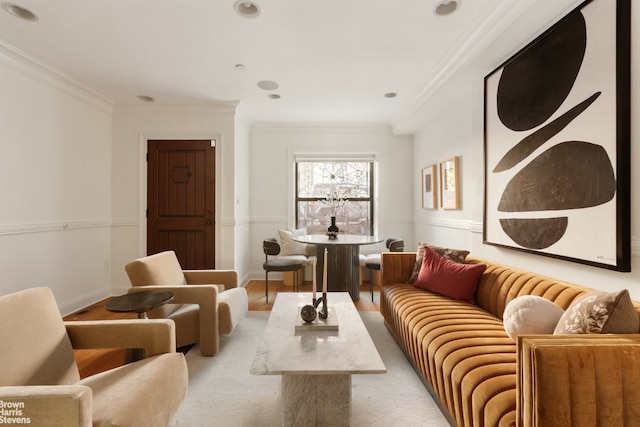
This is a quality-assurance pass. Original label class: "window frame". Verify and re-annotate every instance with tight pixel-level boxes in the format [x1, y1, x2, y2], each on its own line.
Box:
[294, 159, 375, 236]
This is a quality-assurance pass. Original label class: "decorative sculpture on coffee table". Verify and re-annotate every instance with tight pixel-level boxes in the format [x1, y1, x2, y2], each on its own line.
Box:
[300, 249, 329, 323]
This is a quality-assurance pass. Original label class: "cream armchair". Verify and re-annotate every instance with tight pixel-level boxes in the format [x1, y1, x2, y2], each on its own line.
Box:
[125, 250, 248, 356]
[0, 287, 188, 427]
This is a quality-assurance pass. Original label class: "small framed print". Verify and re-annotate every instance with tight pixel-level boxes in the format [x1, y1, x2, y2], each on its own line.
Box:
[421, 165, 437, 209]
[440, 157, 460, 209]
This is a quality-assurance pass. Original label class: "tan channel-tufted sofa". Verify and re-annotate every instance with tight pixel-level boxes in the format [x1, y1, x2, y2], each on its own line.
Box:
[380, 252, 640, 427]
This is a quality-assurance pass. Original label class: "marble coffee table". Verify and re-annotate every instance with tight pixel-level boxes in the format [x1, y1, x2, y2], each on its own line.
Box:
[250, 292, 386, 426]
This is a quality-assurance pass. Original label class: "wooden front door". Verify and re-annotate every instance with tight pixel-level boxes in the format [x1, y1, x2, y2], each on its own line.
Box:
[147, 139, 216, 269]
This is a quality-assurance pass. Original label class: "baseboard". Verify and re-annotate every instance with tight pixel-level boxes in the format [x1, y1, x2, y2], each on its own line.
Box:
[58, 287, 111, 317]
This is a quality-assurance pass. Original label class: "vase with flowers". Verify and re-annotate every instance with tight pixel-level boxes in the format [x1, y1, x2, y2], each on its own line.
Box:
[323, 190, 347, 238]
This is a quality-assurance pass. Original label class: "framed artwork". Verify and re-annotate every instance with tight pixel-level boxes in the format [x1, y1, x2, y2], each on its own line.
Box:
[440, 157, 459, 210]
[483, 0, 631, 271]
[422, 165, 437, 209]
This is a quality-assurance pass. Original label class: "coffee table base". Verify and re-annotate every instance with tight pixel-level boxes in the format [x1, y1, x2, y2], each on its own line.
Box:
[282, 374, 351, 427]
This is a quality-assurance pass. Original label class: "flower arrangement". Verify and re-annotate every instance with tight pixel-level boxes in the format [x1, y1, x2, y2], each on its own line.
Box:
[322, 190, 348, 216]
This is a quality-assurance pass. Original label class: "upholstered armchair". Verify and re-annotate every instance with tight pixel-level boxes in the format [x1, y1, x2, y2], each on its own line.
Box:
[125, 250, 248, 356]
[0, 287, 188, 427]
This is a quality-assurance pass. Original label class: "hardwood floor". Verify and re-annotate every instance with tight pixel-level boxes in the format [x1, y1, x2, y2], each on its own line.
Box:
[64, 279, 381, 378]
[248, 279, 381, 311]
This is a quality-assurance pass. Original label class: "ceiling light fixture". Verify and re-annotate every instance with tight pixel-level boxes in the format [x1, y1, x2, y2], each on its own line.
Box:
[234, 0, 260, 18]
[1, 2, 38, 21]
[434, 0, 460, 17]
[268, 94, 281, 100]
[384, 92, 398, 98]
[137, 95, 155, 103]
[257, 80, 279, 91]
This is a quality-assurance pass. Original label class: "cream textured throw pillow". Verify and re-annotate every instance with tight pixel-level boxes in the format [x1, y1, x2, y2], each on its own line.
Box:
[503, 295, 564, 340]
[553, 289, 639, 334]
[278, 228, 308, 256]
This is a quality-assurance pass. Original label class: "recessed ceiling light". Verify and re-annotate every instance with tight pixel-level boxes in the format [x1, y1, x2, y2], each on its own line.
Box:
[434, 0, 460, 17]
[257, 80, 279, 91]
[268, 94, 281, 100]
[2, 2, 38, 21]
[234, 0, 260, 18]
[384, 92, 398, 98]
[235, 64, 245, 71]
[137, 95, 155, 103]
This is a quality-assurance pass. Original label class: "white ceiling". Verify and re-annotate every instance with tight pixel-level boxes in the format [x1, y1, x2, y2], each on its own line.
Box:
[0, 0, 582, 132]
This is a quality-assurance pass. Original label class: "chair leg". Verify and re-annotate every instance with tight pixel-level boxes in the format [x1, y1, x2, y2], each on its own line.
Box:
[370, 272, 374, 302]
[293, 270, 298, 293]
[265, 270, 269, 304]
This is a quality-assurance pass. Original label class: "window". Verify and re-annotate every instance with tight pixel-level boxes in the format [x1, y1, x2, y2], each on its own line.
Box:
[295, 159, 374, 235]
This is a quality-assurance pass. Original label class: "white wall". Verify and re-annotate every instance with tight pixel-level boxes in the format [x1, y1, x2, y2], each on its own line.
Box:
[110, 103, 252, 292]
[412, 3, 640, 300]
[0, 42, 113, 314]
[233, 106, 252, 279]
[248, 123, 414, 279]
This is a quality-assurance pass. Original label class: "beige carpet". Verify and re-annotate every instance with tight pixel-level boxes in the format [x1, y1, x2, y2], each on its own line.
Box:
[169, 311, 452, 426]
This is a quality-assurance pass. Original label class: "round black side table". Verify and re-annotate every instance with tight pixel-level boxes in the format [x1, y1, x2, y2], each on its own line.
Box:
[105, 290, 174, 319]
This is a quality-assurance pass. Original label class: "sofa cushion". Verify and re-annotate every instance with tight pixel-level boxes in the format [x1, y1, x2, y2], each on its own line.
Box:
[79, 352, 188, 427]
[413, 247, 485, 304]
[408, 243, 470, 284]
[553, 289, 639, 334]
[503, 296, 564, 340]
[218, 287, 250, 335]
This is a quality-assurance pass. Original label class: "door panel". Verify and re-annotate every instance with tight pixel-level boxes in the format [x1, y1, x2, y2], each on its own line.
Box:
[147, 140, 215, 269]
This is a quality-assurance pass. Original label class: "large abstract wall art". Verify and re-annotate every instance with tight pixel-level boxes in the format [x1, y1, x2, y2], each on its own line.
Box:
[483, 0, 630, 271]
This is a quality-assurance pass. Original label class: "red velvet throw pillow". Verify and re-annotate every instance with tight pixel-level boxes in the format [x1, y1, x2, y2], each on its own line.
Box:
[413, 247, 486, 304]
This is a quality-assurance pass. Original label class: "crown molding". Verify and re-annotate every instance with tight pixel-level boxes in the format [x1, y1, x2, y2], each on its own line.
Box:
[0, 39, 113, 114]
[251, 122, 392, 134]
[113, 101, 239, 115]
[390, 0, 585, 135]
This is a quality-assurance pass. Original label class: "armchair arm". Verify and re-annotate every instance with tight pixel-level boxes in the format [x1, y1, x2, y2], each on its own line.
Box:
[183, 269, 238, 289]
[64, 319, 176, 356]
[517, 334, 640, 427]
[0, 385, 92, 427]
[127, 285, 219, 356]
[127, 284, 219, 307]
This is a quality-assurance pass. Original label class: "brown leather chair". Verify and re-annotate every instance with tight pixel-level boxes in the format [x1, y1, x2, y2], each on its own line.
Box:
[125, 250, 248, 356]
[0, 287, 188, 427]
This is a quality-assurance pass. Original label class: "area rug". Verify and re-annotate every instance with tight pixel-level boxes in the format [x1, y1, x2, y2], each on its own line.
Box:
[169, 311, 451, 426]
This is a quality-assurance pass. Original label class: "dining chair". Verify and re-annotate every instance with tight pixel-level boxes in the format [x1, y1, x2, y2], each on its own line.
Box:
[263, 238, 305, 303]
[364, 238, 405, 301]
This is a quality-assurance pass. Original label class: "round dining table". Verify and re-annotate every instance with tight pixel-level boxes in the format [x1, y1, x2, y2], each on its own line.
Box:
[293, 234, 382, 301]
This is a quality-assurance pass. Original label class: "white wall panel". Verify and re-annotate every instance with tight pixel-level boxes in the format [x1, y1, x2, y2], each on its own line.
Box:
[0, 45, 112, 314]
